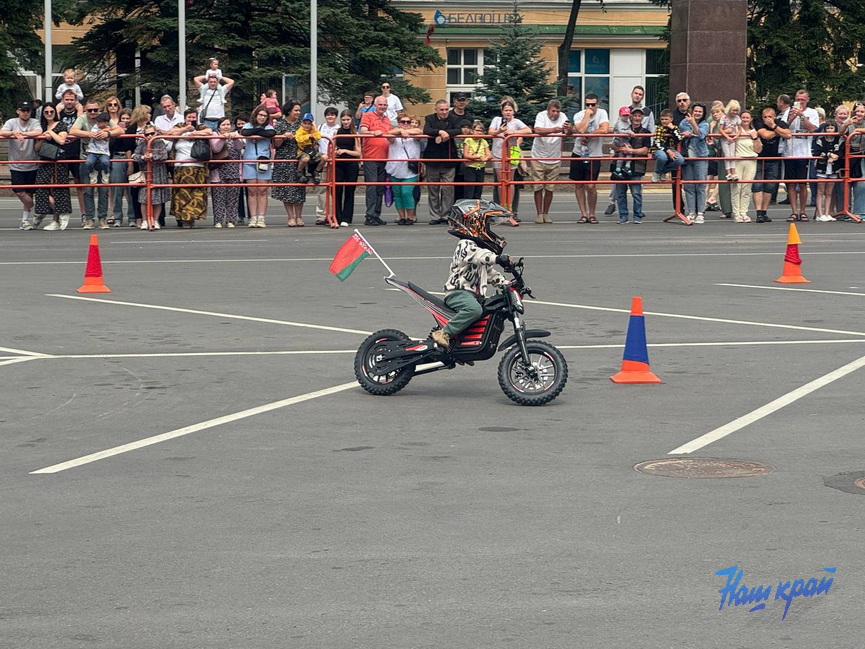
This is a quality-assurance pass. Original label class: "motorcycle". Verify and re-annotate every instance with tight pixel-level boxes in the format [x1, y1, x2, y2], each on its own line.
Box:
[353, 258, 568, 406]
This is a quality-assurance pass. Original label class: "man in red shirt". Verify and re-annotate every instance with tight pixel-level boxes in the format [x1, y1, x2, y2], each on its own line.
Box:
[360, 96, 394, 225]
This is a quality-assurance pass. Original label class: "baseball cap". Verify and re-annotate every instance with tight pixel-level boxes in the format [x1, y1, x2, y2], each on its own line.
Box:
[95, 111, 111, 122]
[453, 92, 469, 101]
[630, 107, 644, 115]
[18, 101, 33, 111]
[618, 106, 631, 118]
[301, 112, 314, 122]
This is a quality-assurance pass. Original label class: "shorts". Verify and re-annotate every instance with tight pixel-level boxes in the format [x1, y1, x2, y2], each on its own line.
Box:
[707, 159, 718, 177]
[784, 158, 809, 181]
[530, 160, 561, 192]
[67, 160, 82, 180]
[568, 155, 601, 183]
[10, 169, 38, 193]
[753, 159, 781, 193]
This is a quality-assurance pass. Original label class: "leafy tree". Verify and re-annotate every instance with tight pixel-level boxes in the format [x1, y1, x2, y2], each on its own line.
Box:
[0, 0, 74, 117]
[649, 0, 865, 109]
[65, 0, 442, 111]
[467, 1, 557, 123]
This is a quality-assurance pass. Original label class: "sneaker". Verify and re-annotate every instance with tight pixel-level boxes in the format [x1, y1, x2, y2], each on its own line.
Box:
[153, 222, 160, 230]
[705, 202, 720, 212]
[214, 222, 222, 228]
[33, 215, 45, 229]
[742, 215, 752, 223]
[129, 221, 138, 227]
[19, 220, 33, 230]
[227, 222, 235, 228]
[535, 215, 545, 224]
[633, 217, 642, 224]
[365, 219, 380, 226]
[89, 170, 99, 184]
[59, 214, 70, 230]
[431, 329, 450, 348]
[113, 220, 121, 227]
[312, 171, 321, 184]
[83, 219, 94, 230]
[686, 212, 696, 223]
[727, 174, 739, 182]
[543, 214, 553, 223]
[651, 172, 661, 183]
[340, 221, 349, 227]
[604, 203, 616, 215]
[140, 222, 149, 230]
[99, 218, 109, 229]
[258, 219, 266, 228]
[248, 218, 257, 228]
[43, 221, 61, 231]
[618, 217, 628, 224]
[695, 213, 705, 224]
[734, 216, 745, 223]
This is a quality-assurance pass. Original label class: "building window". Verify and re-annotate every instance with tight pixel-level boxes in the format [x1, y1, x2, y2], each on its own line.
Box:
[644, 49, 668, 116]
[446, 48, 493, 86]
[567, 48, 611, 111]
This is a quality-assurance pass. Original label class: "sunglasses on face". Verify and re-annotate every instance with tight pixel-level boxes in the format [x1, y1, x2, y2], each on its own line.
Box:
[381, 85, 390, 89]
[676, 98, 689, 103]
[107, 102, 119, 107]
[86, 108, 99, 112]
[585, 102, 597, 107]
[398, 120, 411, 124]
[43, 110, 55, 114]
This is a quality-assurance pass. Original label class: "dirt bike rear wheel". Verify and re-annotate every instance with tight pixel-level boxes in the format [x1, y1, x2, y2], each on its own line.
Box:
[497, 340, 568, 406]
[354, 329, 415, 396]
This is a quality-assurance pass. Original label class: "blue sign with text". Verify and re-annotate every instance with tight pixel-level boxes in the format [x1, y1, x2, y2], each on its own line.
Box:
[715, 565, 836, 620]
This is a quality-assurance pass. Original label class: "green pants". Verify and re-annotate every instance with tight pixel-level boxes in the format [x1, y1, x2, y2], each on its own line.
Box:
[443, 290, 483, 336]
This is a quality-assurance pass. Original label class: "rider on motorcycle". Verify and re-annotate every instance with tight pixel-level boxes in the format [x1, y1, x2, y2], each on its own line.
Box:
[431, 199, 514, 349]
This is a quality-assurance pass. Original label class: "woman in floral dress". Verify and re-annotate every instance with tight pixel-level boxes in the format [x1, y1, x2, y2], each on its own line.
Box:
[271, 100, 307, 226]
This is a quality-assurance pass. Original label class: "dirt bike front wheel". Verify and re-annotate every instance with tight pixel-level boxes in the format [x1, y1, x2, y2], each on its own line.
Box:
[354, 329, 415, 396]
[497, 340, 568, 406]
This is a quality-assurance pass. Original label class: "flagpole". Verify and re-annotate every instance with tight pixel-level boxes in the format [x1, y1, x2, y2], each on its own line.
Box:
[354, 229, 395, 277]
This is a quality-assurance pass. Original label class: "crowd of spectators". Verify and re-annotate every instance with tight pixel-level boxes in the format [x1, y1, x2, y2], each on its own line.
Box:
[4, 74, 865, 231]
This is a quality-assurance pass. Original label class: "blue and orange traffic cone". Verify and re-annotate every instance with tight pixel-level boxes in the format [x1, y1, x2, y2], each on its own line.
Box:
[610, 296, 661, 384]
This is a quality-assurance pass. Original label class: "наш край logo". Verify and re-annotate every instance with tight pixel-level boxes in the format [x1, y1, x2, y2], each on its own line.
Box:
[715, 565, 836, 620]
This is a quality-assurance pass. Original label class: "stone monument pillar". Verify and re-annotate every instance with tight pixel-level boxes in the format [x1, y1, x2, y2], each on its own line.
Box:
[669, 0, 747, 107]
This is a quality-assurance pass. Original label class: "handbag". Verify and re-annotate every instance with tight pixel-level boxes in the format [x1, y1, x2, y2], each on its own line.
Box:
[190, 138, 211, 162]
[127, 171, 145, 183]
[39, 142, 62, 160]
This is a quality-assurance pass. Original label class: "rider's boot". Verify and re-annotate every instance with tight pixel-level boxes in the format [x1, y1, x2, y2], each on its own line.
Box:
[431, 329, 450, 348]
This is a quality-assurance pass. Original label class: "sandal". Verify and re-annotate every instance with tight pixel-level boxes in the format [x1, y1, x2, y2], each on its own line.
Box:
[296, 220, 305, 227]
[588, 216, 599, 224]
[106, 217, 116, 226]
[577, 217, 590, 224]
[786, 214, 797, 222]
[288, 219, 297, 227]
[799, 213, 809, 222]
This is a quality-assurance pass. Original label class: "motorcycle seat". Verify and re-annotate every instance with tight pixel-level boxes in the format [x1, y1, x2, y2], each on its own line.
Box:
[388, 277, 455, 315]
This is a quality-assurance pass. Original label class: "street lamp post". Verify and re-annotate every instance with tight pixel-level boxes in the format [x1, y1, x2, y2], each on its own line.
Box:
[310, 0, 317, 119]
[44, 0, 53, 103]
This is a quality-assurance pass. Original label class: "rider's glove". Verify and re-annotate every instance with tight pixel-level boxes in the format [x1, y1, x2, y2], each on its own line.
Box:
[496, 254, 511, 269]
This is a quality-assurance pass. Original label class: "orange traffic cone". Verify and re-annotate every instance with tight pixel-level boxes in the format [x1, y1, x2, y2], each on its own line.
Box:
[77, 234, 111, 293]
[774, 223, 809, 284]
[610, 296, 661, 384]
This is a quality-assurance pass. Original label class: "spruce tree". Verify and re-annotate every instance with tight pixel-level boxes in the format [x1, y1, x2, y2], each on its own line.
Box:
[467, 1, 557, 123]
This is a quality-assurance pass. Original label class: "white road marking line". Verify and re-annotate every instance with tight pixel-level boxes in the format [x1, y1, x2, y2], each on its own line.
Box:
[558, 339, 865, 350]
[0, 357, 39, 368]
[30, 381, 360, 474]
[46, 294, 371, 335]
[28, 350, 356, 360]
[0, 345, 52, 357]
[668, 354, 865, 455]
[531, 299, 865, 337]
[717, 283, 865, 297]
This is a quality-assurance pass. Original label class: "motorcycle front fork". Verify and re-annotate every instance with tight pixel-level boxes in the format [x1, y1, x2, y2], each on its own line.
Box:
[512, 315, 536, 376]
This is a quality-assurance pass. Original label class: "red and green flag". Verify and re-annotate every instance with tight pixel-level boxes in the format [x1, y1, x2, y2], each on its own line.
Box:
[330, 232, 374, 281]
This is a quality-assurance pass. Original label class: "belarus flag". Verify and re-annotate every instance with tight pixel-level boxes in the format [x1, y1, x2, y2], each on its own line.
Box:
[329, 231, 373, 281]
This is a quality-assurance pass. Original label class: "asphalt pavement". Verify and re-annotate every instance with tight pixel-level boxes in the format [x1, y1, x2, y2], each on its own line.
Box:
[1, 190, 864, 647]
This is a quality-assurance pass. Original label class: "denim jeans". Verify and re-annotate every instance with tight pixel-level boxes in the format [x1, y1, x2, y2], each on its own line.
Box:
[682, 158, 708, 214]
[110, 154, 134, 221]
[81, 162, 108, 220]
[653, 150, 685, 175]
[616, 174, 644, 221]
[85, 153, 111, 177]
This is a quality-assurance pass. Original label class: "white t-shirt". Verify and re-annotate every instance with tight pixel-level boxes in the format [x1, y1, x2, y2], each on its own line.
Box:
[198, 84, 228, 119]
[87, 124, 111, 155]
[531, 111, 568, 166]
[155, 112, 184, 151]
[780, 107, 819, 158]
[489, 116, 528, 170]
[384, 94, 404, 125]
[319, 122, 339, 155]
[2, 118, 41, 171]
[571, 108, 610, 157]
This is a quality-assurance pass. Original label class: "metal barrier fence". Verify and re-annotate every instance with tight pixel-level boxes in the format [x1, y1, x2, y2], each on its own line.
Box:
[2, 130, 863, 226]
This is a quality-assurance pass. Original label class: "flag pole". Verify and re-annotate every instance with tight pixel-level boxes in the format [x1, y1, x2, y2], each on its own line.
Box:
[354, 229, 395, 277]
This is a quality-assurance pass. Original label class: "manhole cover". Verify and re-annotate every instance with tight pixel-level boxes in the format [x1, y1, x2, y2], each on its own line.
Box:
[634, 458, 775, 479]
[824, 471, 865, 495]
